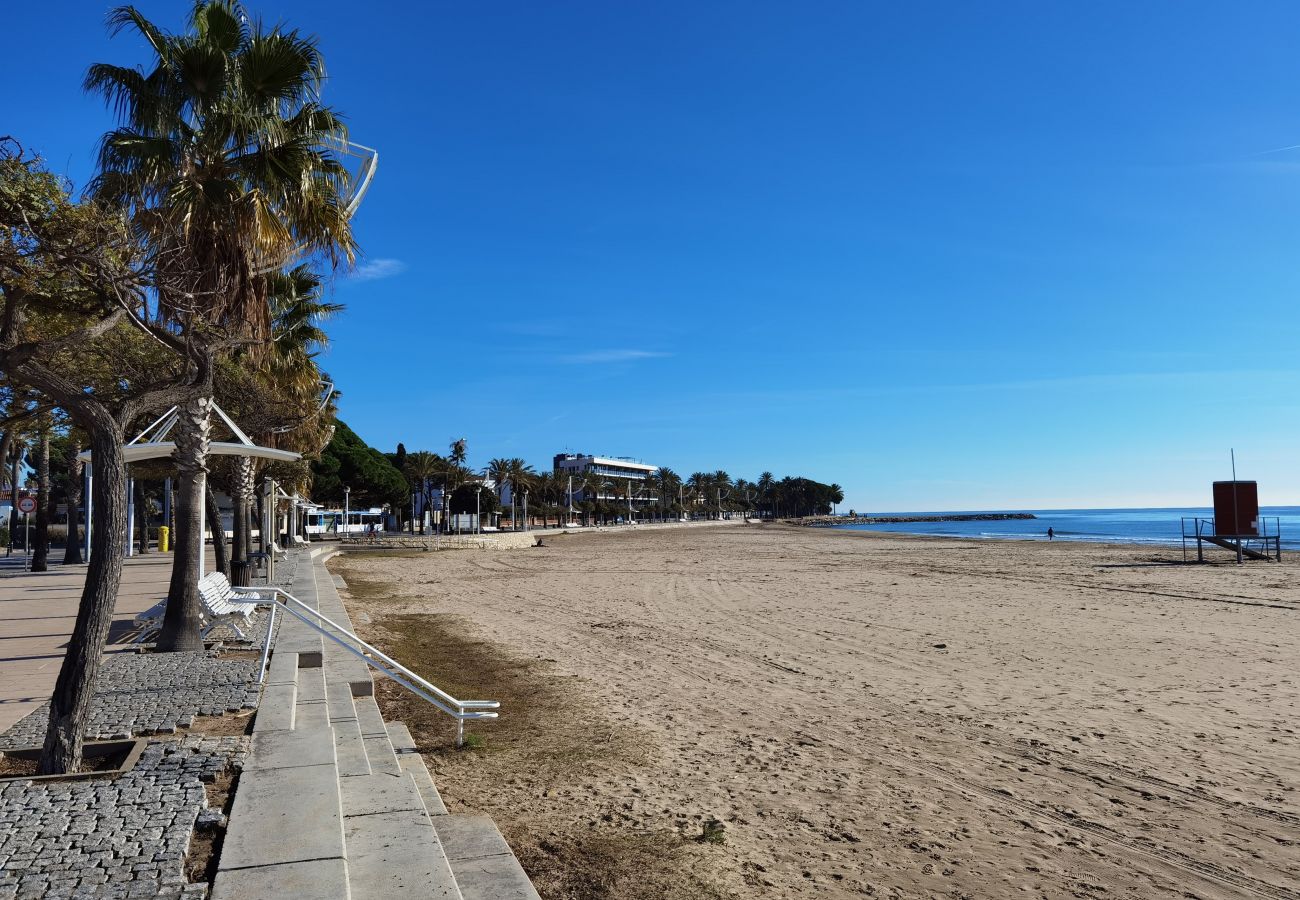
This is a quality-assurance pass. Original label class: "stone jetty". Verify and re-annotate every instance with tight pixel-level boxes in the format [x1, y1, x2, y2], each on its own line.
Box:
[798, 513, 1036, 527]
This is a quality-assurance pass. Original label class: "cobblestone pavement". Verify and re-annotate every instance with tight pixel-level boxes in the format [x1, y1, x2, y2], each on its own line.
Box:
[0, 549, 306, 897]
[0, 654, 259, 749]
[0, 735, 246, 899]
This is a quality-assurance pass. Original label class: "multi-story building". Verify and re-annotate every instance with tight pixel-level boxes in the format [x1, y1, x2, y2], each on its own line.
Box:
[552, 453, 658, 507]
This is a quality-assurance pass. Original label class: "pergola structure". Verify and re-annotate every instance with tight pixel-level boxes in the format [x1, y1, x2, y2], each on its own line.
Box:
[79, 403, 301, 577]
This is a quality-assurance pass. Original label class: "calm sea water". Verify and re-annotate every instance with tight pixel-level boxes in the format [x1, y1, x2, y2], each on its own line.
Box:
[831, 507, 1300, 550]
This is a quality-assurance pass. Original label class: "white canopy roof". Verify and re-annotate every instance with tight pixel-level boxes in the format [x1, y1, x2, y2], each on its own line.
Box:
[79, 403, 301, 465]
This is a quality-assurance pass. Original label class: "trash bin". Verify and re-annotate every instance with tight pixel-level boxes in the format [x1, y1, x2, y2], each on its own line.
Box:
[158, 526, 170, 553]
[248, 552, 269, 584]
[230, 560, 251, 587]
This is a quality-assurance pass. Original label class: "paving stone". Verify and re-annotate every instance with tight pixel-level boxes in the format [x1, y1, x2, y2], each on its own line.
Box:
[0, 653, 260, 749]
[0, 737, 247, 898]
[212, 856, 348, 900]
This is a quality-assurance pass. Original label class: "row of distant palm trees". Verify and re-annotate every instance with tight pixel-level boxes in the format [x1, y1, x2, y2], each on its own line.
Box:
[399, 458, 845, 529]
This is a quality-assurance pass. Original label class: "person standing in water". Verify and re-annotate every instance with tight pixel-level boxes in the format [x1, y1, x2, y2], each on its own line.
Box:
[1047, 527, 1055, 541]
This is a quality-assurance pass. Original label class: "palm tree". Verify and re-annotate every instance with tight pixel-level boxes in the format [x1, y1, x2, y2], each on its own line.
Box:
[576, 471, 605, 525]
[757, 471, 775, 519]
[504, 458, 535, 530]
[404, 451, 443, 535]
[653, 467, 680, 521]
[713, 470, 733, 519]
[87, 2, 360, 652]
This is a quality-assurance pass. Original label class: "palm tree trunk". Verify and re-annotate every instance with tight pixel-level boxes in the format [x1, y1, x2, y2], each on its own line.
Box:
[206, 484, 228, 577]
[39, 422, 128, 774]
[156, 397, 211, 653]
[31, 429, 50, 572]
[231, 457, 253, 566]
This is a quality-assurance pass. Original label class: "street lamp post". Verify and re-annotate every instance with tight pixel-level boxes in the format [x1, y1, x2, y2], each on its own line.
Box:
[343, 486, 350, 542]
[523, 490, 529, 532]
[475, 484, 483, 534]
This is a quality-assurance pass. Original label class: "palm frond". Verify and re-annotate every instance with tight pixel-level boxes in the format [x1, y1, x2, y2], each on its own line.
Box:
[106, 6, 168, 57]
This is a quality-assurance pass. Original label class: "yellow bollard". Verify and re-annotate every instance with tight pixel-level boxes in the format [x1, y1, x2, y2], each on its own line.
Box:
[158, 525, 170, 553]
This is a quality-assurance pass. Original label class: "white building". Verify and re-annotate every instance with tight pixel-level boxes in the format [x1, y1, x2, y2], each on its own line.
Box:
[552, 454, 658, 506]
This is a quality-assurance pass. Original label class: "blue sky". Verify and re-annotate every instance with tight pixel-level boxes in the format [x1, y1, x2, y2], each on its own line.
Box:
[9, 2, 1300, 510]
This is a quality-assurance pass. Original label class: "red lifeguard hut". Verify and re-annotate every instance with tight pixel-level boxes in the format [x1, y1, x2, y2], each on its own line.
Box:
[1182, 480, 1281, 562]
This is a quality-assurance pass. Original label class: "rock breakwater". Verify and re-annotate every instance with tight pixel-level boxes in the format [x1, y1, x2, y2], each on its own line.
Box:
[799, 513, 1036, 527]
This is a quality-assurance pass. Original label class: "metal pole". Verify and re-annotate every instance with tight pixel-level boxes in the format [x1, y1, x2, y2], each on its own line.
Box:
[197, 472, 206, 580]
[344, 487, 350, 543]
[523, 492, 529, 532]
[262, 478, 274, 582]
[125, 476, 135, 558]
[476, 487, 481, 534]
[84, 467, 93, 562]
[1231, 449, 1242, 565]
[162, 477, 171, 535]
[8, 448, 19, 556]
[24, 511, 30, 569]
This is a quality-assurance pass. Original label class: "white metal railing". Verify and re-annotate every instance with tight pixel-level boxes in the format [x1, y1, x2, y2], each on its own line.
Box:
[232, 586, 498, 746]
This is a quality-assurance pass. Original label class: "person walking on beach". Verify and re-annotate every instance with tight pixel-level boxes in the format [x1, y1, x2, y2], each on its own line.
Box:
[1047, 527, 1055, 541]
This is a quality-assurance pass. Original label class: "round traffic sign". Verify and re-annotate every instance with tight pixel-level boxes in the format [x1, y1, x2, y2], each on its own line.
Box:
[16, 497, 36, 514]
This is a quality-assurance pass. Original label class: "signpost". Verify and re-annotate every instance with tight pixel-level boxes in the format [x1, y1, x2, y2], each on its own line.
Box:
[17, 496, 35, 570]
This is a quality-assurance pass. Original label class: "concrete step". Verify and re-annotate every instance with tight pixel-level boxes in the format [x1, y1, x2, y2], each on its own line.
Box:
[434, 815, 541, 900]
[328, 682, 371, 777]
[294, 664, 330, 730]
[254, 650, 299, 733]
[343, 806, 463, 900]
[354, 693, 401, 776]
[389, 722, 448, 817]
[214, 712, 347, 898]
[339, 752, 463, 899]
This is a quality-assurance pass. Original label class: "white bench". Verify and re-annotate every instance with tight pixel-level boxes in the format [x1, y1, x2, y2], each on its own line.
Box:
[131, 572, 274, 643]
[131, 600, 169, 643]
[198, 572, 275, 640]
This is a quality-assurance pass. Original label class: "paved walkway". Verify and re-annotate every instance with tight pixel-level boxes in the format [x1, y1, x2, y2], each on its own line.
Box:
[0, 554, 209, 734]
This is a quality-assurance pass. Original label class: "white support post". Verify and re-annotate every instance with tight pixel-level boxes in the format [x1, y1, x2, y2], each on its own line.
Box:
[197, 472, 206, 580]
[125, 476, 135, 558]
[83, 467, 93, 562]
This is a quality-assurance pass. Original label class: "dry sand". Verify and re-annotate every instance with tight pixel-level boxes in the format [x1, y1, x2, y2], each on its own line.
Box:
[333, 524, 1299, 899]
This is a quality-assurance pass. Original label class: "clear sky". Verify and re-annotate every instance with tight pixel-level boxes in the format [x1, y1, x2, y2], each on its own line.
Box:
[8, 2, 1300, 511]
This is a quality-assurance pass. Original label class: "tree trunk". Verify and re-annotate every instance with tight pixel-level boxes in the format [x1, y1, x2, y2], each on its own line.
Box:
[232, 456, 255, 564]
[63, 439, 82, 564]
[156, 397, 211, 653]
[206, 483, 228, 577]
[31, 429, 50, 571]
[230, 492, 246, 566]
[135, 480, 149, 555]
[39, 423, 128, 774]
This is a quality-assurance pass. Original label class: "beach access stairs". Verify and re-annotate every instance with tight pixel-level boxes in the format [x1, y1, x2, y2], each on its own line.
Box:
[213, 549, 538, 900]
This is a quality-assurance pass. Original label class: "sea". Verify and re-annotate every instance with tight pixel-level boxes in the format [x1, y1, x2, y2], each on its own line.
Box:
[830, 507, 1300, 550]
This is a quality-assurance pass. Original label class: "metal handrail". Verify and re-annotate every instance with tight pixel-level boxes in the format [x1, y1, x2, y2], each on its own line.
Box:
[233, 585, 498, 746]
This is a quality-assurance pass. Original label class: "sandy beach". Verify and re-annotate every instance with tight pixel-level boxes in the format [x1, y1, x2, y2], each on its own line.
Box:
[332, 524, 1299, 899]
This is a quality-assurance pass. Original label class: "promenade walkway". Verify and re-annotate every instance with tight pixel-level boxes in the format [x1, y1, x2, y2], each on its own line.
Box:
[0, 553, 205, 733]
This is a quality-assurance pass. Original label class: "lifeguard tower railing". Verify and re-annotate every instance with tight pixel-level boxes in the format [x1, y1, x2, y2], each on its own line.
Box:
[1181, 517, 1282, 562]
